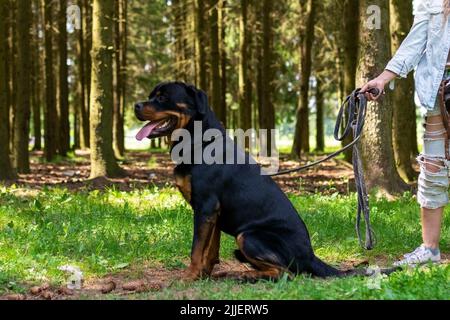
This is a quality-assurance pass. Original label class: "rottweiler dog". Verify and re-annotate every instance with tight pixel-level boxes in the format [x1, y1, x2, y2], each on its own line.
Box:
[135, 82, 388, 281]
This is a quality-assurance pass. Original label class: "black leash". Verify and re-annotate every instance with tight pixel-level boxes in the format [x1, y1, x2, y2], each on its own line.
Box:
[269, 88, 379, 250]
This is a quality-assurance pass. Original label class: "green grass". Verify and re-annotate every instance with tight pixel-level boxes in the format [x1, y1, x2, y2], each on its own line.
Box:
[0, 186, 448, 299]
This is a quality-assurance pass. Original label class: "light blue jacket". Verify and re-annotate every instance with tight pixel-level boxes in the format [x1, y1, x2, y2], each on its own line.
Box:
[385, 0, 450, 110]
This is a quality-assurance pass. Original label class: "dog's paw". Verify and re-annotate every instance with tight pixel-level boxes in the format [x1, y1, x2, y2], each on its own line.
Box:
[181, 266, 202, 282]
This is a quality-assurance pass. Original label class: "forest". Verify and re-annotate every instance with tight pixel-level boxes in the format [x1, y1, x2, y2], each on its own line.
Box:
[0, 0, 448, 301]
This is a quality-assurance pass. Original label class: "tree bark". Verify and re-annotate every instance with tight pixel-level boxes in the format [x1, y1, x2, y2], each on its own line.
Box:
[239, 0, 252, 132]
[43, 0, 57, 161]
[260, 0, 276, 152]
[315, 78, 324, 152]
[113, 0, 127, 158]
[0, 0, 16, 180]
[32, 0, 42, 151]
[341, 0, 359, 162]
[357, 0, 407, 194]
[195, 0, 207, 90]
[80, 0, 92, 149]
[14, 0, 32, 173]
[390, 0, 418, 181]
[58, 0, 70, 156]
[89, 0, 124, 179]
[219, 0, 228, 127]
[8, 0, 17, 156]
[209, 0, 224, 124]
[291, 0, 317, 158]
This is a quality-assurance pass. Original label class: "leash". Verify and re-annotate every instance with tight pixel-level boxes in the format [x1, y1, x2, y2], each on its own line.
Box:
[269, 88, 379, 250]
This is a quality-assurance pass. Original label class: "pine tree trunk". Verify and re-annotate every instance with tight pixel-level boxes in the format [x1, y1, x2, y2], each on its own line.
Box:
[315, 78, 325, 152]
[209, 0, 224, 124]
[173, 0, 185, 81]
[89, 0, 124, 179]
[81, 0, 92, 148]
[0, 0, 16, 180]
[219, 0, 228, 127]
[291, 0, 316, 158]
[43, 0, 57, 161]
[32, 0, 42, 151]
[390, 0, 417, 181]
[255, 1, 263, 133]
[58, 0, 70, 156]
[195, 0, 207, 90]
[357, 0, 407, 194]
[9, 1, 17, 161]
[260, 0, 276, 152]
[113, 0, 126, 158]
[14, 0, 32, 173]
[341, 0, 359, 162]
[239, 0, 252, 132]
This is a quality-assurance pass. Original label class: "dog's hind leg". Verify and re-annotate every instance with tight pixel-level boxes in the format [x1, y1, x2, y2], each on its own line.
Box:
[214, 232, 289, 282]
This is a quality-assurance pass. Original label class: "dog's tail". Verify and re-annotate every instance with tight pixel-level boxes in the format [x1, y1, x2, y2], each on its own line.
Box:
[310, 255, 401, 278]
[309, 256, 343, 277]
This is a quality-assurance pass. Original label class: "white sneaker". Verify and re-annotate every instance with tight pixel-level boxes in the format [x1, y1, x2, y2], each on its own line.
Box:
[394, 245, 441, 267]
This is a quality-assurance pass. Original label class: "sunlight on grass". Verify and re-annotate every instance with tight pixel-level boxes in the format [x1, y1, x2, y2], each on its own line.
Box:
[0, 186, 448, 299]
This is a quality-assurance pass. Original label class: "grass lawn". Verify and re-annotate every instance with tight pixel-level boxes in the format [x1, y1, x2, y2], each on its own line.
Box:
[0, 185, 448, 300]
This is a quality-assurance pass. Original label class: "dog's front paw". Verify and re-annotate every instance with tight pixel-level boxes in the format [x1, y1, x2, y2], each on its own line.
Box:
[181, 265, 202, 282]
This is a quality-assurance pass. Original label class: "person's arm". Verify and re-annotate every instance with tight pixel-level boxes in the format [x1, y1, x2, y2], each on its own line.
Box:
[362, 1, 430, 100]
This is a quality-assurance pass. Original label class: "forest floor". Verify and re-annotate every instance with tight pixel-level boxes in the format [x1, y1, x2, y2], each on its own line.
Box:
[0, 150, 448, 300]
[7, 149, 357, 195]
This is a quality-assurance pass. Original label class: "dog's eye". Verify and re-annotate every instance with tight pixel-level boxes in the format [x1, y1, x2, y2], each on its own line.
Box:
[157, 95, 167, 103]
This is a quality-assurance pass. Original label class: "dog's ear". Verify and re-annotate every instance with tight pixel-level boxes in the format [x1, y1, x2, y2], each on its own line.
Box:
[185, 84, 209, 115]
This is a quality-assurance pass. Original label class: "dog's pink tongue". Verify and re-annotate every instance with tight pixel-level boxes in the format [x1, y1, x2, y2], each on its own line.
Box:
[136, 122, 159, 141]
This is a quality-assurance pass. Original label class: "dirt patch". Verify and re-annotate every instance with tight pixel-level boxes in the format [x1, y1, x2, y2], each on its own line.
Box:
[9, 150, 356, 195]
[0, 260, 250, 300]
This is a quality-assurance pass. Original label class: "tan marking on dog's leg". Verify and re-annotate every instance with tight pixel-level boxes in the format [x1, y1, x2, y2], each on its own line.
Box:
[175, 174, 192, 203]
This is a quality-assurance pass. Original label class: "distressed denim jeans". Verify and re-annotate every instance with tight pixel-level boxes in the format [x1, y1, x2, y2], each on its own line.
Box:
[417, 70, 450, 209]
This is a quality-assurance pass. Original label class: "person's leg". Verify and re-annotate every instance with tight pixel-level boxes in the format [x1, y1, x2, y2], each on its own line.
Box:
[395, 113, 445, 266]
[421, 207, 444, 249]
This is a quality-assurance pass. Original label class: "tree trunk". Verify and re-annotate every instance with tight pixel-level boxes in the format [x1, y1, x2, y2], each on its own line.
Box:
[9, 0, 17, 156]
[0, 0, 16, 180]
[14, 0, 32, 173]
[219, 0, 228, 128]
[32, 0, 42, 151]
[89, 0, 124, 179]
[173, 0, 186, 81]
[341, 0, 359, 162]
[239, 0, 252, 132]
[291, 0, 316, 158]
[315, 77, 324, 152]
[209, 0, 224, 124]
[43, 0, 57, 161]
[195, 0, 207, 90]
[390, 0, 417, 181]
[58, 0, 70, 156]
[81, 0, 92, 148]
[113, 0, 127, 158]
[357, 0, 407, 194]
[260, 0, 276, 152]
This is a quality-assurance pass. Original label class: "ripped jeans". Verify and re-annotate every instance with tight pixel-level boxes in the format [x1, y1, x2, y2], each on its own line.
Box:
[418, 71, 450, 209]
[417, 110, 450, 209]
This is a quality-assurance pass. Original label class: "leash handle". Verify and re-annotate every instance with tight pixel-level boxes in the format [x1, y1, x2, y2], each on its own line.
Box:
[359, 87, 381, 97]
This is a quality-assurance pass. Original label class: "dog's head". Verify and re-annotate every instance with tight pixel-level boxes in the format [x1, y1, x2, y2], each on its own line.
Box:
[134, 82, 209, 141]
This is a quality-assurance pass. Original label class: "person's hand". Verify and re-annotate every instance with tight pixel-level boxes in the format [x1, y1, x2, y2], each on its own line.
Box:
[360, 78, 387, 101]
[360, 70, 397, 101]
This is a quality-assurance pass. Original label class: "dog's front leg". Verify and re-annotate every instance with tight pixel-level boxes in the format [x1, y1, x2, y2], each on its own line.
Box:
[184, 202, 220, 281]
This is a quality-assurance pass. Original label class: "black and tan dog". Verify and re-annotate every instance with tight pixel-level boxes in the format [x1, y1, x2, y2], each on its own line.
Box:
[135, 82, 388, 281]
